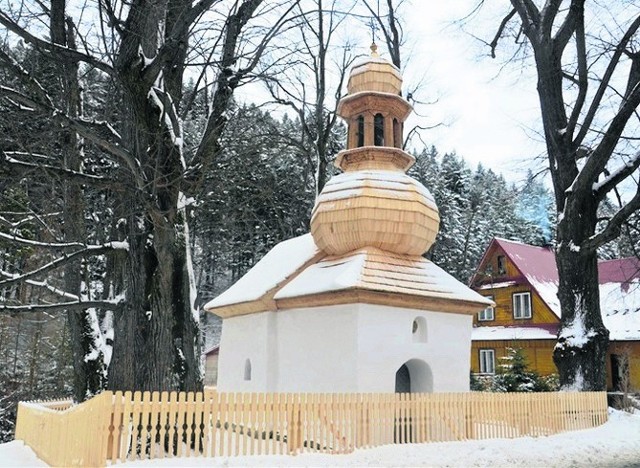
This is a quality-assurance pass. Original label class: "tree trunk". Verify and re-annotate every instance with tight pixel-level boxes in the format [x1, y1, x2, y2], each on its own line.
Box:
[51, 0, 105, 402]
[553, 192, 609, 390]
[553, 247, 609, 390]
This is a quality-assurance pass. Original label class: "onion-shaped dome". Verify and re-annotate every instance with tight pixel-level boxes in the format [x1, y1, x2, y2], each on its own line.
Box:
[310, 148, 440, 256]
[310, 44, 440, 256]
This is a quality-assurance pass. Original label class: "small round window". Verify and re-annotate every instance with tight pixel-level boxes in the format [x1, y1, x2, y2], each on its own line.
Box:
[412, 317, 427, 343]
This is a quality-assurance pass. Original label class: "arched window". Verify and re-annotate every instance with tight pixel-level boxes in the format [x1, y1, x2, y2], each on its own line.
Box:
[393, 118, 401, 148]
[244, 359, 252, 381]
[412, 316, 427, 343]
[374, 113, 384, 146]
[356, 115, 365, 147]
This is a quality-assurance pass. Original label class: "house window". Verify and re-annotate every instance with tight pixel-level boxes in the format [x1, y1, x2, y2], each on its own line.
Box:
[374, 113, 385, 146]
[244, 359, 252, 381]
[513, 292, 532, 319]
[356, 115, 365, 147]
[478, 296, 494, 321]
[497, 255, 506, 275]
[479, 349, 495, 374]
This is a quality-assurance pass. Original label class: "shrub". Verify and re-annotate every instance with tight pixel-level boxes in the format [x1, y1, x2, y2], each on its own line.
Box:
[491, 347, 556, 392]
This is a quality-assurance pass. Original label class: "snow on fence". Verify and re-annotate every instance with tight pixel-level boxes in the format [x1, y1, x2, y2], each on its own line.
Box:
[15, 390, 608, 467]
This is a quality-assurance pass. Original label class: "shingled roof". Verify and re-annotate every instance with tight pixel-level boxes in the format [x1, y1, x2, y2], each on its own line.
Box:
[205, 234, 492, 318]
[472, 238, 640, 341]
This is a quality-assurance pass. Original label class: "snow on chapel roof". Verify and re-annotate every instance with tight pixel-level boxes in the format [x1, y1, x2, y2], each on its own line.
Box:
[204, 45, 493, 319]
[203, 234, 321, 311]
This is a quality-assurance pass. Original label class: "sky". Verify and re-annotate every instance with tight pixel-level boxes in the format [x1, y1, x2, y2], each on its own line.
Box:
[238, 1, 547, 183]
[402, 3, 545, 182]
[396, 2, 639, 197]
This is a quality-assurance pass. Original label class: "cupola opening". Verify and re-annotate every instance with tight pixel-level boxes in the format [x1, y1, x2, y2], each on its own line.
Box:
[393, 118, 401, 148]
[374, 113, 385, 146]
[357, 115, 365, 147]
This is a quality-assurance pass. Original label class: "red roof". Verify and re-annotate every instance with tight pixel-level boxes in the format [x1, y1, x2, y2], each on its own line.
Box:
[495, 238, 558, 284]
[472, 238, 640, 319]
[598, 257, 640, 285]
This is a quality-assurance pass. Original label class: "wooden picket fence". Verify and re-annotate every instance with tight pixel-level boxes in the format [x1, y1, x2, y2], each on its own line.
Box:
[15, 390, 608, 467]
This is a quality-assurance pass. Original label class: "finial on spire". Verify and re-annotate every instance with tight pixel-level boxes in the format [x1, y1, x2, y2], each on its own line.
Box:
[370, 42, 379, 57]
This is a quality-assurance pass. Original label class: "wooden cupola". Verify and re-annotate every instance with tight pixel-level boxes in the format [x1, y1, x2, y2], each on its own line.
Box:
[310, 44, 440, 256]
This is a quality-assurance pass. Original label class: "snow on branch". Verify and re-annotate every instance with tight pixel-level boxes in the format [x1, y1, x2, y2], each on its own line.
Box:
[0, 242, 129, 288]
[0, 299, 125, 314]
[0, 87, 139, 183]
[0, 270, 78, 301]
[0, 48, 54, 108]
[592, 151, 640, 198]
[2, 151, 115, 188]
[0, 231, 129, 252]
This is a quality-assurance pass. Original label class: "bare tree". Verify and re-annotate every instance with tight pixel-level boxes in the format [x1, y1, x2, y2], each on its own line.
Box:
[487, 1, 640, 390]
[0, 0, 298, 395]
[263, 0, 355, 196]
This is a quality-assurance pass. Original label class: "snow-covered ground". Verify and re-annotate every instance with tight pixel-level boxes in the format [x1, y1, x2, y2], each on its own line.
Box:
[1, 409, 639, 467]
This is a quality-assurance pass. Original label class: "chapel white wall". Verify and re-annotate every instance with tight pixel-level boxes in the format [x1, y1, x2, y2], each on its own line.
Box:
[217, 303, 473, 393]
[216, 312, 275, 391]
[355, 304, 473, 393]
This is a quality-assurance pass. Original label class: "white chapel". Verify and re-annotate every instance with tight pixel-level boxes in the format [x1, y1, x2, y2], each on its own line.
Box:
[205, 45, 492, 393]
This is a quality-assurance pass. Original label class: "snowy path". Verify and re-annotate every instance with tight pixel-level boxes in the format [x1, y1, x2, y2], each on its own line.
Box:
[1, 410, 639, 467]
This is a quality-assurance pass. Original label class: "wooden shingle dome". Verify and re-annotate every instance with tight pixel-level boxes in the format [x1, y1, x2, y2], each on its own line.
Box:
[310, 45, 440, 256]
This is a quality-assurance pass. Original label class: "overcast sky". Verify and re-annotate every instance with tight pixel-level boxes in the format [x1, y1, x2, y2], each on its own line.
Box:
[399, 2, 545, 182]
[236, 1, 548, 183]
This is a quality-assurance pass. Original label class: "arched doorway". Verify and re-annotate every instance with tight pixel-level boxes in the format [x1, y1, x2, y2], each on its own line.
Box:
[395, 364, 410, 393]
[394, 359, 433, 393]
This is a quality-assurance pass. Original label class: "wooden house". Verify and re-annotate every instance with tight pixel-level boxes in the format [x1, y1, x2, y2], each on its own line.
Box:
[203, 345, 219, 387]
[469, 238, 640, 391]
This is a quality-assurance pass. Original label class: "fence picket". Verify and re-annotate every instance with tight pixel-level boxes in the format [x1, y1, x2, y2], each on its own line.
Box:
[15, 390, 610, 466]
[209, 390, 219, 457]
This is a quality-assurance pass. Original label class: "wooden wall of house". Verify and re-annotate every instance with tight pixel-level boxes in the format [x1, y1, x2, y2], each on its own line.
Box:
[471, 339, 640, 391]
[607, 341, 640, 391]
[474, 286, 559, 327]
[204, 353, 219, 387]
[475, 244, 520, 280]
[471, 339, 557, 376]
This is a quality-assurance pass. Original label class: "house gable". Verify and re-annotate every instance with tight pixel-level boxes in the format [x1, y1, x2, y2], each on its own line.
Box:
[471, 239, 559, 327]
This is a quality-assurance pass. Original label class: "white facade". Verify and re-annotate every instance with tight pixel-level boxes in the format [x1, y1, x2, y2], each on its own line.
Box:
[216, 303, 473, 393]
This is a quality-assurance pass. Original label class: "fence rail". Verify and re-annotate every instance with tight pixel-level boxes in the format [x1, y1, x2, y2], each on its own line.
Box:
[15, 390, 608, 467]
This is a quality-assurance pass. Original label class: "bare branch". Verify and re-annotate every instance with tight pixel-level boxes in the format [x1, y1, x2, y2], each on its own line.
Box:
[566, 3, 587, 137]
[573, 15, 640, 149]
[0, 299, 125, 314]
[584, 186, 640, 250]
[0, 10, 115, 76]
[142, 0, 218, 85]
[0, 243, 128, 288]
[552, 0, 584, 52]
[489, 8, 517, 58]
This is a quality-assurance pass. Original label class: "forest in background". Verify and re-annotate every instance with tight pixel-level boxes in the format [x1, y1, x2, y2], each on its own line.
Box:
[3, 88, 637, 441]
[2, 0, 640, 442]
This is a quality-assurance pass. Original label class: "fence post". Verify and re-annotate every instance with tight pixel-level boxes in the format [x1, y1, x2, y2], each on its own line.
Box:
[94, 391, 114, 467]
